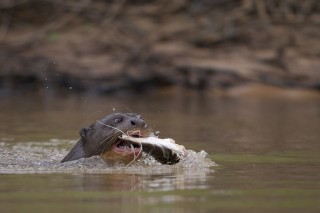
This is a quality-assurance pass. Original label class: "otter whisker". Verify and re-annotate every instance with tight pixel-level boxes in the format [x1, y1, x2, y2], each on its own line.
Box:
[98, 133, 116, 145]
[126, 141, 142, 167]
[99, 133, 120, 158]
[125, 129, 144, 166]
[96, 120, 127, 136]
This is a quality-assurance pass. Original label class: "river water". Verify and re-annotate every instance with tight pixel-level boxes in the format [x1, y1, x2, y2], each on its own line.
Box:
[1, 88, 320, 213]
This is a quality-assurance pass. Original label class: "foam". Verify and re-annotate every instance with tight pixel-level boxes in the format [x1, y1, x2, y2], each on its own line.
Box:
[0, 140, 216, 174]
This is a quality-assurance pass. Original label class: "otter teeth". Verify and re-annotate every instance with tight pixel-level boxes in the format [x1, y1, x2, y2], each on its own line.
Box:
[120, 145, 130, 149]
[118, 142, 139, 150]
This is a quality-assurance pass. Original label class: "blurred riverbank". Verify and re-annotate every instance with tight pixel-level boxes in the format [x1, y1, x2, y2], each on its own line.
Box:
[1, 0, 319, 96]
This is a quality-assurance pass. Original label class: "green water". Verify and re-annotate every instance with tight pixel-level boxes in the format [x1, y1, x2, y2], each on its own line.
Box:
[1, 90, 320, 213]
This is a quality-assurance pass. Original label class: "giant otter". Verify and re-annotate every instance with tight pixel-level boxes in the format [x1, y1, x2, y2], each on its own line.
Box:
[61, 113, 184, 165]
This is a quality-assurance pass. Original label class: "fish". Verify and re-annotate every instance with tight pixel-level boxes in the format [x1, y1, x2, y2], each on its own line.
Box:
[119, 134, 187, 165]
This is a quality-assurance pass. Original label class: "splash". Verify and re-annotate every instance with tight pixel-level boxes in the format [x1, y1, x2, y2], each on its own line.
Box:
[0, 139, 216, 174]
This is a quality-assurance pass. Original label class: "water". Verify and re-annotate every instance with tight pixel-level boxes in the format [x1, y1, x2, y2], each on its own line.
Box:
[0, 140, 214, 174]
[1, 88, 320, 213]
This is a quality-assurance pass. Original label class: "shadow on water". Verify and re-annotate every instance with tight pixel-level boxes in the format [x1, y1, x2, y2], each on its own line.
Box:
[1, 88, 320, 212]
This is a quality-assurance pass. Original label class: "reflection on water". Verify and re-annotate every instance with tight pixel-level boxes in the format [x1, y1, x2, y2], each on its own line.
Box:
[1, 89, 320, 213]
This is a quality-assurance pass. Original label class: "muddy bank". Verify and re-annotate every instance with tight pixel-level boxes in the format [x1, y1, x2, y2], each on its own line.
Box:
[0, 0, 319, 96]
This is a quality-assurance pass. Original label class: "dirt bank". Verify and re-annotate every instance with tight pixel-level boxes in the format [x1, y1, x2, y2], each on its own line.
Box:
[1, 0, 319, 96]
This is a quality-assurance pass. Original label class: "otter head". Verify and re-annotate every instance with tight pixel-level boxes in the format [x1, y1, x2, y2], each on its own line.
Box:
[61, 113, 149, 164]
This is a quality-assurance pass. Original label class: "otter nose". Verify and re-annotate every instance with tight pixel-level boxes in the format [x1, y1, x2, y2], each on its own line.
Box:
[130, 118, 145, 127]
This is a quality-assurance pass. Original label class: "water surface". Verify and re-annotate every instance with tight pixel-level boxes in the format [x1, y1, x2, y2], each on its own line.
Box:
[1, 89, 320, 212]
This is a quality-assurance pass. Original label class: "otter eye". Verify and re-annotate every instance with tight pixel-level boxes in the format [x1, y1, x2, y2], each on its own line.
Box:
[114, 117, 123, 124]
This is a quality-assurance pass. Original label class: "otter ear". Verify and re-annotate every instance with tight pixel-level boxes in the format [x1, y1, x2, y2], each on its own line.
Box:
[79, 128, 89, 138]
